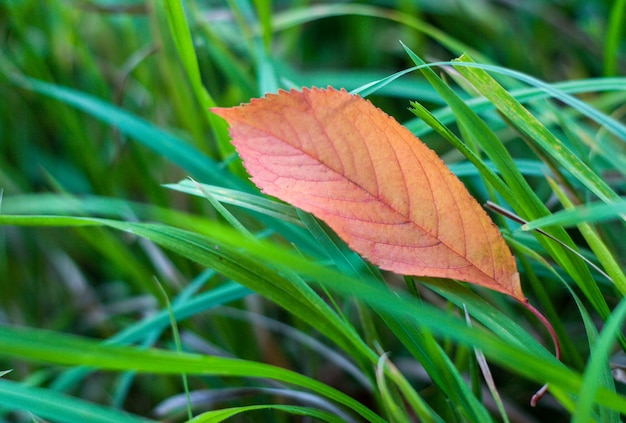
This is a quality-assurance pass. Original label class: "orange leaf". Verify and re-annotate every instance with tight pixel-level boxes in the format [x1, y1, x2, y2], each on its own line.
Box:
[212, 87, 524, 301]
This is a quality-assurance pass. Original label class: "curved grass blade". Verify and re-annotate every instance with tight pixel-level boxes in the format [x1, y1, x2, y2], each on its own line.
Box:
[0, 325, 384, 423]
[0, 379, 153, 423]
[188, 404, 345, 423]
[522, 199, 626, 230]
[165, 180, 302, 227]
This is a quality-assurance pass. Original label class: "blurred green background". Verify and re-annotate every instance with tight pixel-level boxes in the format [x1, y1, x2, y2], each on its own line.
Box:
[0, 1, 624, 422]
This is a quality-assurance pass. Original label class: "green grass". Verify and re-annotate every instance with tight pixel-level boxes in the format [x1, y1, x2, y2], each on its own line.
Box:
[1, 1, 625, 422]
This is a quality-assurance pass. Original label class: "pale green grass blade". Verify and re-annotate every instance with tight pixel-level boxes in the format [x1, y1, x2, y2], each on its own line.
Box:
[0, 379, 153, 423]
[351, 66, 420, 97]
[165, 180, 302, 227]
[425, 280, 554, 362]
[546, 180, 626, 300]
[522, 199, 626, 230]
[155, 280, 193, 420]
[375, 355, 412, 422]
[192, 178, 255, 237]
[188, 404, 344, 423]
[290, 68, 448, 102]
[463, 306, 510, 423]
[447, 60, 626, 141]
[449, 159, 548, 178]
[163, 0, 218, 109]
[378, 356, 443, 423]
[353, 61, 626, 107]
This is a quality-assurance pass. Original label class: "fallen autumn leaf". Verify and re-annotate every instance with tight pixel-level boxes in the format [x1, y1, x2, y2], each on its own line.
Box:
[212, 87, 524, 301]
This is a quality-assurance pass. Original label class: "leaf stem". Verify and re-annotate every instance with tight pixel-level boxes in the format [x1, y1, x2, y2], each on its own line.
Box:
[518, 297, 562, 406]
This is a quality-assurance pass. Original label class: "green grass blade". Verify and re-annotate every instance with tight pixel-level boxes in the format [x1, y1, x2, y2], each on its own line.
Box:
[379, 356, 444, 423]
[0, 379, 153, 423]
[452, 55, 622, 203]
[49, 279, 250, 393]
[573, 297, 626, 423]
[522, 199, 626, 230]
[448, 61, 626, 141]
[6, 73, 246, 189]
[165, 180, 302, 227]
[162, 0, 217, 110]
[375, 355, 412, 422]
[604, 0, 626, 76]
[546, 180, 626, 298]
[188, 404, 345, 423]
[161, 0, 235, 133]
[405, 77, 626, 136]
[0, 325, 384, 423]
